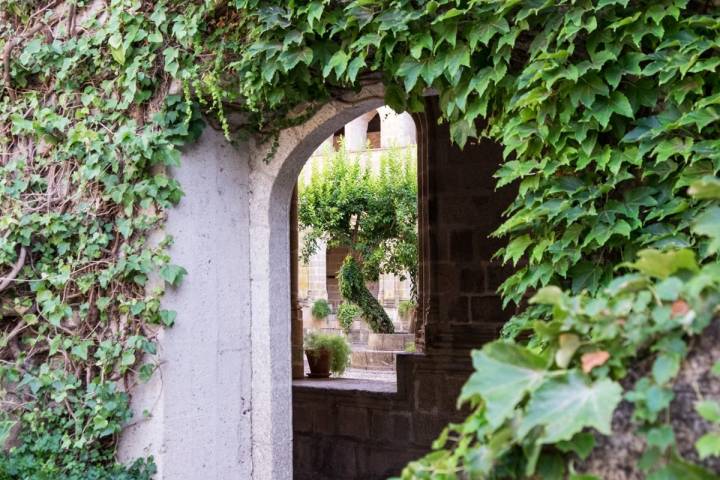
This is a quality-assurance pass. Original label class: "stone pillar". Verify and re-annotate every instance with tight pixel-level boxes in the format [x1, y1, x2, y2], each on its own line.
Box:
[119, 128, 254, 479]
[290, 187, 304, 379]
[344, 110, 379, 151]
[307, 239, 328, 301]
[379, 106, 417, 148]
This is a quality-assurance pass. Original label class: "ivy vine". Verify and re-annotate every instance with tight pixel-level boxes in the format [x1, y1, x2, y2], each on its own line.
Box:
[2, 0, 720, 478]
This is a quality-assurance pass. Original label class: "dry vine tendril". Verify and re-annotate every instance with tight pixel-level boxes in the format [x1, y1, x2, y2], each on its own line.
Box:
[2, 0, 720, 478]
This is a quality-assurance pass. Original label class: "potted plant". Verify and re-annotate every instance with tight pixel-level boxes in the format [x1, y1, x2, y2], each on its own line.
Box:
[304, 331, 351, 378]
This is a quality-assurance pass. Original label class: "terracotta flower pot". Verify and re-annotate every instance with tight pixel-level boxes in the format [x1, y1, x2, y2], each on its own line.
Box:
[305, 348, 331, 378]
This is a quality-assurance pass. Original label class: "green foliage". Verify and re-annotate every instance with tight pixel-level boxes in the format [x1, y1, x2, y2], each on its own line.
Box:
[398, 300, 416, 318]
[338, 256, 394, 333]
[299, 145, 418, 286]
[337, 302, 362, 334]
[401, 250, 720, 478]
[299, 145, 417, 331]
[303, 331, 351, 376]
[0, 369, 156, 479]
[695, 364, 720, 460]
[0, 1, 206, 475]
[311, 298, 331, 319]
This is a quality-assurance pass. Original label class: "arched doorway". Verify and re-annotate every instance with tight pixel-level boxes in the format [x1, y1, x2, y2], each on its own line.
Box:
[121, 84, 515, 480]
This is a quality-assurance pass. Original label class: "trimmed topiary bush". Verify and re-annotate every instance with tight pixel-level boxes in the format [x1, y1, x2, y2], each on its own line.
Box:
[337, 302, 362, 334]
[310, 298, 331, 320]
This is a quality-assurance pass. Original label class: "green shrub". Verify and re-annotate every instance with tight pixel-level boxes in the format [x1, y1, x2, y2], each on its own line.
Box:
[304, 332, 351, 376]
[398, 300, 416, 318]
[310, 299, 331, 320]
[337, 302, 362, 334]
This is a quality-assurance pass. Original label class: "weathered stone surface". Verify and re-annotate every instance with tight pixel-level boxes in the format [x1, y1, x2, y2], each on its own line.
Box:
[367, 332, 415, 351]
[580, 320, 720, 477]
[338, 406, 370, 439]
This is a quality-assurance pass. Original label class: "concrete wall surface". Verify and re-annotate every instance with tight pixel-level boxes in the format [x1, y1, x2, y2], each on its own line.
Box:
[119, 127, 253, 479]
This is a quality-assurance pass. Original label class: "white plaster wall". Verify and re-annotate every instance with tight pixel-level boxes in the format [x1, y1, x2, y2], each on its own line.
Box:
[119, 127, 252, 479]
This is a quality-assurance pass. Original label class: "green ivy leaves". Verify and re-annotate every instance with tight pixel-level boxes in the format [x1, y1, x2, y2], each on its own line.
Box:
[519, 372, 622, 443]
[461, 343, 546, 428]
[0, 1, 202, 476]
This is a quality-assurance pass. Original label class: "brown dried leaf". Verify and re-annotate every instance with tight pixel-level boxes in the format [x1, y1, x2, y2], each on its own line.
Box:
[671, 300, 690, 317]
[582, 351, 610, 373]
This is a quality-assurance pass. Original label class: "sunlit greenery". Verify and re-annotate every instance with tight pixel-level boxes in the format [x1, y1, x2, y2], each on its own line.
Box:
[298, 145, 417, 333]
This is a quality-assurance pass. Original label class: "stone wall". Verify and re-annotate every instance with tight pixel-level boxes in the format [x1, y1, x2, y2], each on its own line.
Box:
[293, 354, 472, 480]
[421, 100, 518, 353]
[293, 98, 516, 479]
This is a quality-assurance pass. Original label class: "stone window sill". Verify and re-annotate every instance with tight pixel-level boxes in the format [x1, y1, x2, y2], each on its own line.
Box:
[292, 376, 397, 395]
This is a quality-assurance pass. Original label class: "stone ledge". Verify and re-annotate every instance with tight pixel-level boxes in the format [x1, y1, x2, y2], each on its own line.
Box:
[293, 377, 397, 395]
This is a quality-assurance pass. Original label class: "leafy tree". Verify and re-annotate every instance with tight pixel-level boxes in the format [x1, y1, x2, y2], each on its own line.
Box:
[298, 144, 417, 333]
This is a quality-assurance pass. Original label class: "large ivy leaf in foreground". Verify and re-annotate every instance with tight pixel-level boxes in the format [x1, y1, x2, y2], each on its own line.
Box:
[519, 371, 622, 443]
[460, 342, 546, 428]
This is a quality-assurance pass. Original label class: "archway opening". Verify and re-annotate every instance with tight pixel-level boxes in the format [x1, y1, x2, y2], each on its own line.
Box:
[292, 105, 421, 386]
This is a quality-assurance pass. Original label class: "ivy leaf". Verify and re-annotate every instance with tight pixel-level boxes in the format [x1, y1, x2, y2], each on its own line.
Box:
[530, 286, 564, 306]
[696, 433, 720, 459]
[449, 119, 476, 148]
[557, 432, 596, 460]
[305, 1, 325, 27]
[159, 310, 177, 327]
[652, 354, 680, 385]
[346, 56, 365, 83]
[569, 261, 602, 294]
[581, 351, 610, 373]
[695, 400, 720, 423]
[445, 44, 470, 77]
[322, 50, 349, 78]
[555, 333, 581, 369]
[693, 207, 720, 253]
[609, 91, 634, 118]
[159, 264, 187, 287]
[688, 177, 720, 200]
[460, 342, 547, 428]
[71, 342, 90, 361]
[626, 249, 698, 279]
[504, 234, 533, 266]
[121, 350, 135, 367]
[519, 372, 622, 443]
[646, 425, 675, 451]
[569, 75, 609, 108]
[396, 58, 423, 91]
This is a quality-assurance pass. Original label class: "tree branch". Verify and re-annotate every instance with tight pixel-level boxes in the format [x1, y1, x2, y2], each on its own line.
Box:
[0, 246, 27, 292]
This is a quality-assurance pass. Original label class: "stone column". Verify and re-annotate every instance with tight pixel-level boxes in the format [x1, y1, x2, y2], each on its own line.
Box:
[290, 187, 304, 379]
[307, 239, 328, 301]
[379, 106, 417, 148]
[344, 111, 376, 151]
